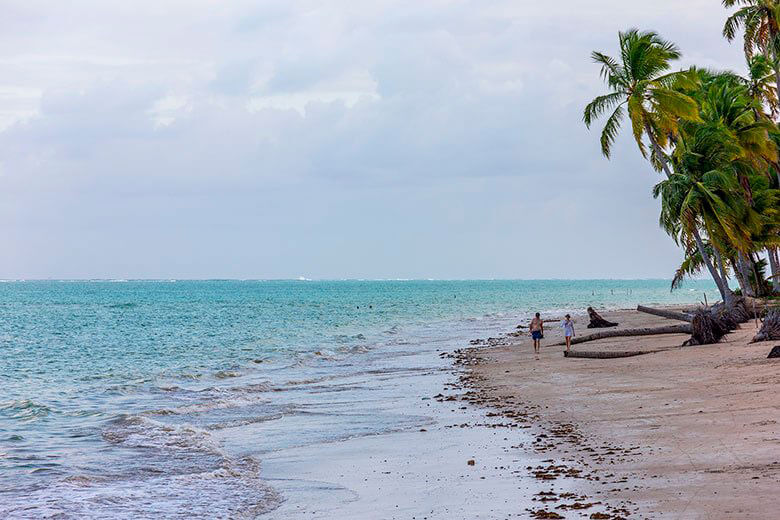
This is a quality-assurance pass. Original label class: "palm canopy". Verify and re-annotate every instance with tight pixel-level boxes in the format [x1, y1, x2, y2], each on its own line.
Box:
[723, 0, 780, 58]
[658, 73, 774, 253]
[583, 29, 700, 173]
[676, 70, 779, 196]
[748, 173, 780, 249]
[702, 74, 777, 167]
[744, 54, 778, 115]
[654, 166, 750, 253]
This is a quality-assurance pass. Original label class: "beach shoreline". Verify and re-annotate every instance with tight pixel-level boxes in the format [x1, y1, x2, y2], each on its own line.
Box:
[453, 307, 779, 519]
[0, 281, 739, 519]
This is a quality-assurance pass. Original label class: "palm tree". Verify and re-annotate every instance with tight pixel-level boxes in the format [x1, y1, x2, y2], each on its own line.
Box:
[743, 54, 778, 117]
[739, 56, 780, 291]
[723, 0, 780, 114]
[671, 247, 706, 291]
[675, 70, 779, 295]
[583, 29, 700, 178]
[654, 167, 746, 304]
[655, 73, 775, 302]
[684, 70, 779, 197]
[746, 172, 780, 291]
[723, 2, 780, 294]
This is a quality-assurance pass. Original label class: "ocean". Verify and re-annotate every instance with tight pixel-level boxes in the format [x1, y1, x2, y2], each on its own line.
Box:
[0, 279, 715, 518]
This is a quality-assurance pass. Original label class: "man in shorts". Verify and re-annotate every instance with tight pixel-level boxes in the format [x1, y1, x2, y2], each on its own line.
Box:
[529, 312, 543, 354]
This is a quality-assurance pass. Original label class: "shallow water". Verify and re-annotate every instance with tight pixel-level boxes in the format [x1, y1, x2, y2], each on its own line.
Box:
[0, 279, 714, 518]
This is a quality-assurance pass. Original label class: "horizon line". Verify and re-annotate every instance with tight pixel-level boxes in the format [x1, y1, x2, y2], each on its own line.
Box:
[0, 277, 712, 282]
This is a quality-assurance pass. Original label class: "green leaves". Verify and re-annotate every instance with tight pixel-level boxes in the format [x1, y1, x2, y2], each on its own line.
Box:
[587, 18, 780, 292]
[599, 104, 625, 158]
[649, 88, 701, 122]
[590, 52, 626, 90]
[723, 1, 780, 58]
[584, 29, 697, 168]
[583, 92, 624, 128]
[627, 95, 649, 158]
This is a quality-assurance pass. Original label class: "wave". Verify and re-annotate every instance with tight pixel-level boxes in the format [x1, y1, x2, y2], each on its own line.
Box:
[144, 380, 276, 416]
[107, 302, 138, 309]
[0, 399, 52, 421]
[147, 394, 272, 416]
[215, 370, 241, 379]
[2, 416, 282, 518]
[336, 344, 371, 355]
[103, 415, 225, 456]
[332, 333, 367, 342]
[207, 411, 288, 430]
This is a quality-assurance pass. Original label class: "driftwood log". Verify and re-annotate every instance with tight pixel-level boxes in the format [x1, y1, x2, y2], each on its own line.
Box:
[552, 323, 691, 346]
[636, 305, 693, 323]
[563, 350, 662, 359]
[752, 309, 780, 343]
[586, 307, 618, 328]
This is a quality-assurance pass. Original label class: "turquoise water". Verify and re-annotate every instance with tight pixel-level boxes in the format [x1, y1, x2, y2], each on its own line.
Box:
[0, 279, 715, 517]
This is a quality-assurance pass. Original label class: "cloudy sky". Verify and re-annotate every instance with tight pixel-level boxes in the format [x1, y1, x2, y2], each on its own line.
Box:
[0, 1, 747, 279]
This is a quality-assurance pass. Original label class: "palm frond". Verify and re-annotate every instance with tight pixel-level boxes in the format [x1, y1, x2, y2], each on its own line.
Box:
[599, 104, 626, 158]
[583, 92, 624, 128]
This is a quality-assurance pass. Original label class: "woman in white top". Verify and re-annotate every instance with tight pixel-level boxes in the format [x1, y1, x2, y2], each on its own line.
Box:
[562, 314, 575, 353]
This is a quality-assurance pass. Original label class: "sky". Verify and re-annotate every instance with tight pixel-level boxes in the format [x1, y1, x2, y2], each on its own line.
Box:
[0, 1, 749, 279]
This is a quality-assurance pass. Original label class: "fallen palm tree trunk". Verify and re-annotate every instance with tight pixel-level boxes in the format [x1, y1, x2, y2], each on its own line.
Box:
[751, 309, 780, 343]
[709, 296, 761, 323]
[586, 307, 618, 328]
[636, 305, 692, 322]
[563, 349, 662, 359]
[683, 309, 730, 346]
[552, 324, 691, 346]
[680, 297, 764, 346]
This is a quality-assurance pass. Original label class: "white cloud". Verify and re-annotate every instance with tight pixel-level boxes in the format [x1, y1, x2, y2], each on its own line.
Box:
[0, 85, 41, 130]
[148, 95, 190, 127]
[0, 0, 752, 278]
[248, 70, 380, 115]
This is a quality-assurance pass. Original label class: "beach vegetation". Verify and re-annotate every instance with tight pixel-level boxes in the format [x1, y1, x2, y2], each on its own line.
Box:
[585, 17, 780, 301]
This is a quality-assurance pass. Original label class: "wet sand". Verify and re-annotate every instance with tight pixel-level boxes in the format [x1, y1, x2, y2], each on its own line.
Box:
[457, 309, 779, 519]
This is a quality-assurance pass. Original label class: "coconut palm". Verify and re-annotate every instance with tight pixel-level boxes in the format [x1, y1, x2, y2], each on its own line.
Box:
[583, 29, 700, 178]
[655, 76, 772, 302]
[739, 55, 780, 290]
[672, 71, 780, 294]
[743, 54, 779, 117]
[723, 1, 780, 176]
[746, 172, 780, 290]
[723, 0, 780, 107]
[653, 168, 744, 304]
[723, 1, 780, 50]
[682, 70, 779, 195]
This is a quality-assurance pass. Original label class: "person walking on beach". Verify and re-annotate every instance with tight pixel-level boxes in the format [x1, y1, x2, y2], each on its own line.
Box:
[562, 314, 575, 353]
[529, 312, 543, 354]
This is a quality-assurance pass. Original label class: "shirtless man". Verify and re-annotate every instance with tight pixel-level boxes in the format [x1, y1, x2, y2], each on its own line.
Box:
[529, 312, 543, 354]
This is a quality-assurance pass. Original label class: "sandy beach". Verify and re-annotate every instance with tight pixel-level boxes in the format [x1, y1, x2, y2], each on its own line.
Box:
[455, 308, 779, 519]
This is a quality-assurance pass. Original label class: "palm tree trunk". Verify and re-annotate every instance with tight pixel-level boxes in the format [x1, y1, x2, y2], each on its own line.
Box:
[771, 44, 780, 185]
[747, 252, 772, 297]
[691, 227, 728, 303]
[769, 247, 780, 292]
[644, 121, 673, 178]
[736, 251, 757, 297]
[731, 254, 751, 295]
[712, 247, 736, 306]
[774, 58, 780, 117]
[766, 42, 780, 294]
